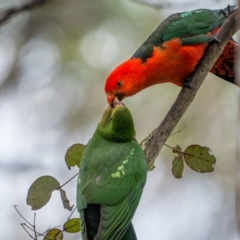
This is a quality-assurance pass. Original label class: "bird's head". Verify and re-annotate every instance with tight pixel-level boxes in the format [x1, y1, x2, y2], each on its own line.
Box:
[97, 98, 135, 142]
[105, 59, 145, 106]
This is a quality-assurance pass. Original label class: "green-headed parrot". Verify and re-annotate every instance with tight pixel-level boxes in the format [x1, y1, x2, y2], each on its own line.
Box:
[77, 100, 147, 240]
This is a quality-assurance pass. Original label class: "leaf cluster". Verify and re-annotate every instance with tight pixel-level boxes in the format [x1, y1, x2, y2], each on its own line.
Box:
[17, 138, 217, 239]
[16, 144, 86, 239]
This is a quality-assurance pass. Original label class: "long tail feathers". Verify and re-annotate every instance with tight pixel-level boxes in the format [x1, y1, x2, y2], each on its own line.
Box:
[82, 204, 101, 240]
[210, 39, 238, 85]
[121, 223, 138, 240]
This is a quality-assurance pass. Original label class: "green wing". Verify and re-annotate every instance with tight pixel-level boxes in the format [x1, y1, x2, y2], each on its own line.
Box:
[77, 133, 147, 240]
[132, 6, 234, 61]
[97, 188, 143, 239]
[160, 9, 226, 44]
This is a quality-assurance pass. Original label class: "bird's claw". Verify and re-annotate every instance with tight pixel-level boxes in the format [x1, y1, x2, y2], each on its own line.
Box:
[220, 9, 228, 18]
[220, 5, 235, 18]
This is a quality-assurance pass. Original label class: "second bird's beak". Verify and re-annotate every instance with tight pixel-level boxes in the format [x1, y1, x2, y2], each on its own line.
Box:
[107, 94, 124, 107]
[112, 97, 121, 108]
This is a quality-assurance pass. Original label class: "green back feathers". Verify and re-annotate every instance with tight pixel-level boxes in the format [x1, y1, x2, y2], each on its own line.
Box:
[161, 8, 231, 43]
[97, 105, 135, 142]
[132, 6, 235, 61]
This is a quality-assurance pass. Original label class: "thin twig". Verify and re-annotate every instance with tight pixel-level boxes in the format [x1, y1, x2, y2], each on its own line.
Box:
[164, 143, 183, 152]
[22, 222, 52, 238]
[14, 205, 33, 227]
[169, 130, 181, 136]
[21, 223, 35, 240]
[0, 0, 52, 25]
[42, 226, 52, 235]
[144, 10, 239, 170]
[15, 206, 52, 239]
[22, 223, 35, 232]
[33, 213, 37, 240]
[57, 173, 79, 189]
[68, 206, 77, 220]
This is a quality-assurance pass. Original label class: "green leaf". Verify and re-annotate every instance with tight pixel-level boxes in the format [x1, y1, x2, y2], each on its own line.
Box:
[27, 176, 60, 210]
[44, 228, 63, 240]
[60, 189, 73, 211]
[172, 145, 184, 178]
[63, 218, 81, 233]
[65, 144, 86, 169]
[184, 145, 216, 173]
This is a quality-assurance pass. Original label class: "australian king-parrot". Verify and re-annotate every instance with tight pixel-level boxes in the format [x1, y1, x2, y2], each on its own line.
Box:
[77, 99, 147, 240]
[105, 6, 238, 105]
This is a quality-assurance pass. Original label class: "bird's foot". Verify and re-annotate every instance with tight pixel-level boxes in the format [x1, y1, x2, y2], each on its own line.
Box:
[220, 9, 228, 18]
[220, 5, 235, 18]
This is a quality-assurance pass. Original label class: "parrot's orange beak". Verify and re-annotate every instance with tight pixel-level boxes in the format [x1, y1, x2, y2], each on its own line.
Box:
[107, 94, 115, 107]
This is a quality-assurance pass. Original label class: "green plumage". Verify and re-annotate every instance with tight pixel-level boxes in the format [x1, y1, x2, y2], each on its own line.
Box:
[132, 6, 235, 62]
[77, 103, 147, 240]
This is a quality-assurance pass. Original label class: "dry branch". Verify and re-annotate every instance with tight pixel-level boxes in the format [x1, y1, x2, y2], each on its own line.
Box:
[0, 0, 51, 25]
[235, 3, 240, 239]
[144, 9, 239, 170]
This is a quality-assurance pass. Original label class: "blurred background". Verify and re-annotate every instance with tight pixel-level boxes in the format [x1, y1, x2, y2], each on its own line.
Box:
[0, 0, 239, 239]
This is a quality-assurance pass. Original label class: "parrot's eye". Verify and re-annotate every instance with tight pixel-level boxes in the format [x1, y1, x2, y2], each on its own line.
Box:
[109, 117, 112, 121]
[116, 81, 122, 87]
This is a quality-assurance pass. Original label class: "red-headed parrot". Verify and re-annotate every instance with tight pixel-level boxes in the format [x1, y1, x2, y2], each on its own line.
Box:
[105, 6, 238, 105]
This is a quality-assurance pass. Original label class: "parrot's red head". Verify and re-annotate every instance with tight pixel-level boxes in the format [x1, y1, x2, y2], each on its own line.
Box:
[105, 58, 146, 106]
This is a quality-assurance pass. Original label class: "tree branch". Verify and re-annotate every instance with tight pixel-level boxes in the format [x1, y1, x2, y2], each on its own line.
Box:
[235, 4, 240, 238]
[0, 0, 52, 25]
[144, 9, 239, 170]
